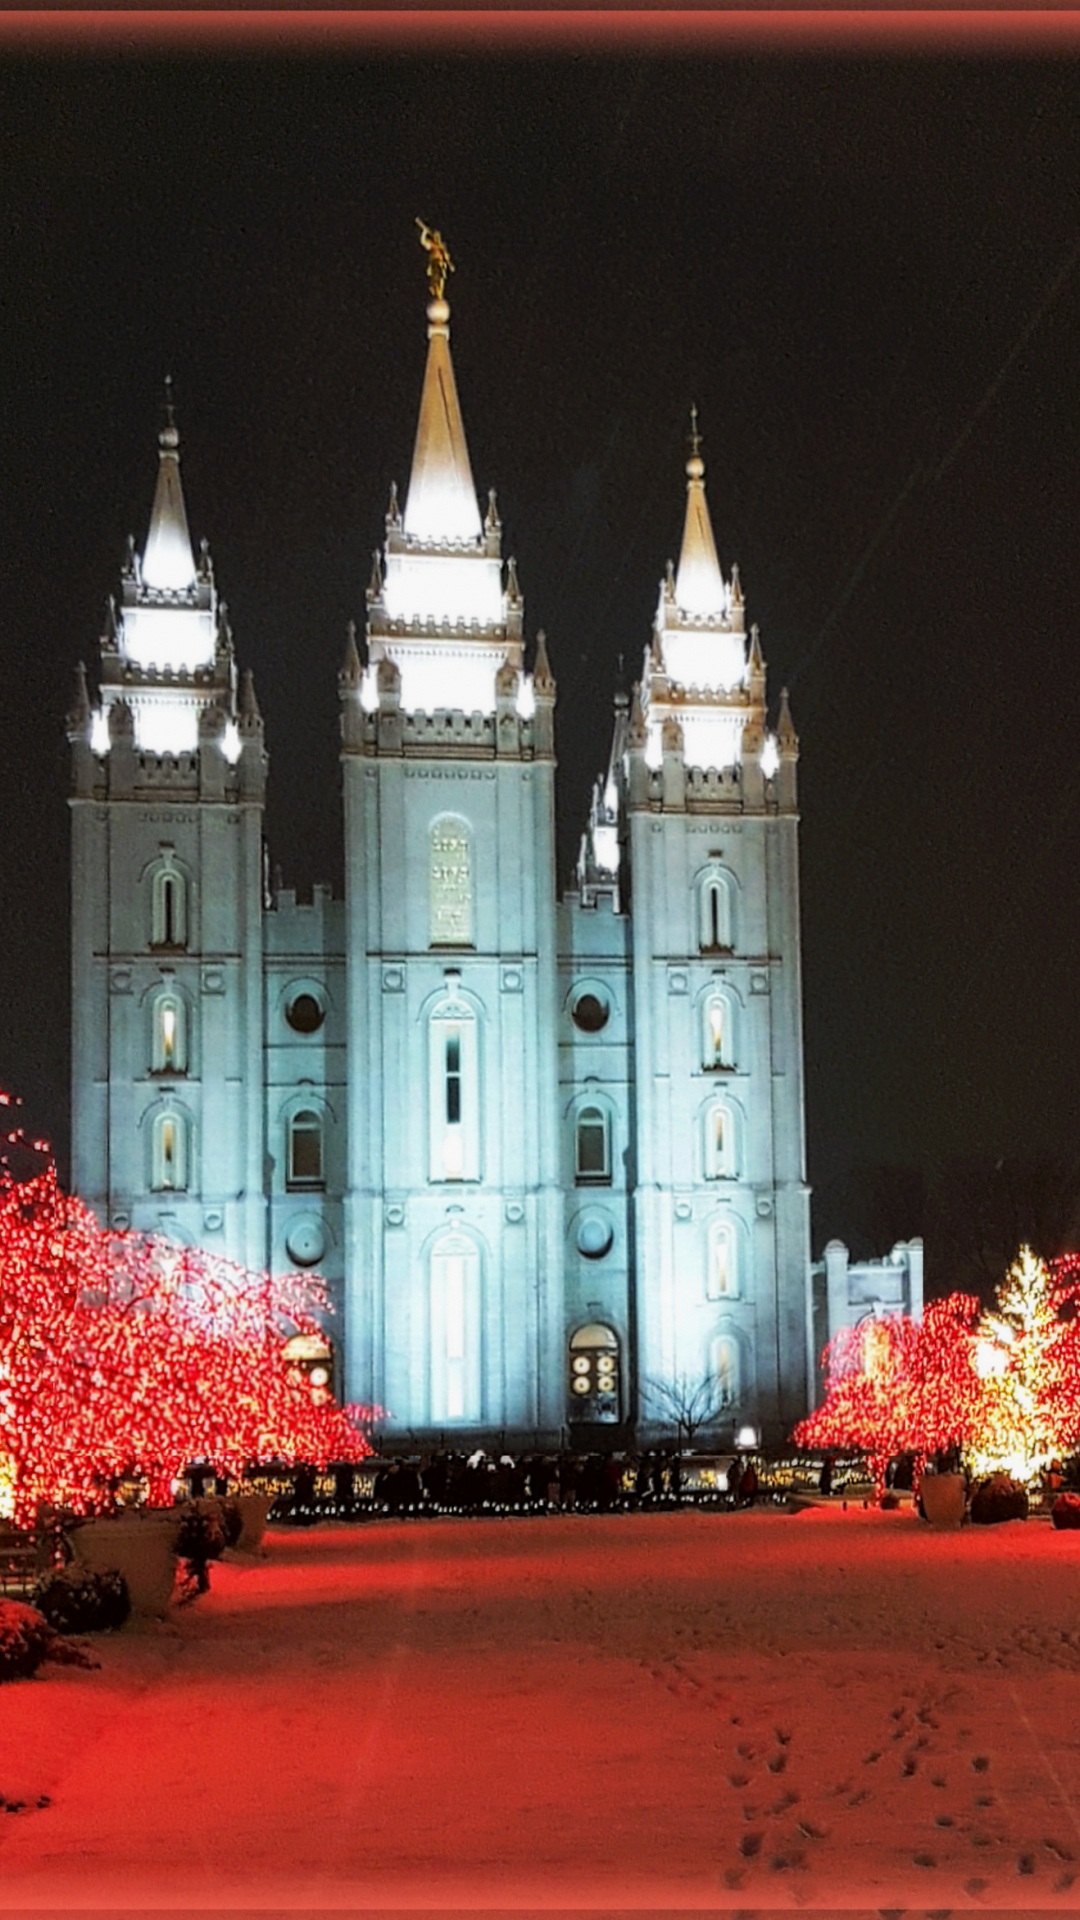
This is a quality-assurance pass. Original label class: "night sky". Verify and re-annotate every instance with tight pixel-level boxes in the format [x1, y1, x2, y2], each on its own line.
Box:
[3, 19, 1080, 1263]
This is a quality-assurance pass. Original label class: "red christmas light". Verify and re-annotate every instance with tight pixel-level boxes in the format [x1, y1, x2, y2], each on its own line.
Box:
[794, 1249, 1080, 1494]
[793, 1295, 982, 1495]
[0, 1122, 372, 1529]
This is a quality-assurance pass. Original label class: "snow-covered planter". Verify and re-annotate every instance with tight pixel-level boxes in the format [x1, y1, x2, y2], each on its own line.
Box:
[0, 1600, 55, 1680]
[33, 1565, 130, 1634]
[1052, 1491, 1080, 1530]
[970, 1474, 1028, 1525]
[232, 1493, 272, 1554]
[68, 1513, 182, 1617]
[919, 1471, 966, 1530]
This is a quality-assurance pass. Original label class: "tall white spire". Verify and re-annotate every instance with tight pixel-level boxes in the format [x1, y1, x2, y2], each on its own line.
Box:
[141, 380, 197, 591]
[403, 294, 482, 543]
[367, 229, 529, 716]
[636, 411, 774, 777]
[673, 406, 725, 618]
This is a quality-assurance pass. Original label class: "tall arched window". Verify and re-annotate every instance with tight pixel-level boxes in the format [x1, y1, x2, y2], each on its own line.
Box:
[151, 861, 187, 948]
[151, 990, 187, 1075]
[702, 991, 735, 1070]
[703, 1102, 736, 1180]
[699, 869, 735, 952]
[575, 1105, 611, 1184]
[706, 1220, 738, 1300]
[428, 1002, 479, 1181]
[430, 1232, 481, 1422]
[711, 1331, 740, 1406]
[151, 1110, 188, 1192]
[288, 1109, 325, 1189]
[429, 816, 474, 947]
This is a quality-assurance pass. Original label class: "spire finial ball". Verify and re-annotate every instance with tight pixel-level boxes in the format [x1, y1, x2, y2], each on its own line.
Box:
[160, 425, 179, 452]
[427, 297, 450, 326]
[686, 453, 704, 481]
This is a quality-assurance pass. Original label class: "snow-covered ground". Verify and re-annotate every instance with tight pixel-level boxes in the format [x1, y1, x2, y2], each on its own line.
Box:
[2, 1502, 1080, 1912]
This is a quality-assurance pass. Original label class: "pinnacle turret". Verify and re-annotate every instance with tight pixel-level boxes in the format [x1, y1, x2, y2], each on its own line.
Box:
[533, 628, 555, 697]
[67, 660, 91, 738]
[777, 685, 798, 754]
[340, 619, 363, 690]
[239, 668, 263, 731]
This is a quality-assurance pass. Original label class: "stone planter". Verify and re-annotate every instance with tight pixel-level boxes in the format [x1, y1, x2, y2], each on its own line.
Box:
[233, 1493, 273, 1554]
[69, 1513, 182, 1618]
[919, 1471, 966, 1531]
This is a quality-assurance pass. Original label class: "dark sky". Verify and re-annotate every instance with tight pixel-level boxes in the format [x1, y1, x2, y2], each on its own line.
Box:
[3, 24, 1080, 1247]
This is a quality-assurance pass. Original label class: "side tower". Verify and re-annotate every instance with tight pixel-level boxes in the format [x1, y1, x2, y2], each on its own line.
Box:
[625, 421, 811, 1446]
[68, 400, 268, 1271]
[339, 240, 563, 1441]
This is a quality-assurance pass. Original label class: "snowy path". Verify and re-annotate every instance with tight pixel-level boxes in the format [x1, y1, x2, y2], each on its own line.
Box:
[2, 1504, 1080, 1909]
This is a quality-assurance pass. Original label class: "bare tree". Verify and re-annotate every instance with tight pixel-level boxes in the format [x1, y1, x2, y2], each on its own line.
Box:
[642, 1373, 732, 1450]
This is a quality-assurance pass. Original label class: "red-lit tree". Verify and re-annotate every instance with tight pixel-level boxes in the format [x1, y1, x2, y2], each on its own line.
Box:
[0, 1110, 372, 1529]
[793, 1294, 982, 1496]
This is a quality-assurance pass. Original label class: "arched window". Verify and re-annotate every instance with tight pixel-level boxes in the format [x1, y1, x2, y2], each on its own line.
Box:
[711, 1332, 740, 1406]
[151, 862, 187, 948]
[288, 1109, 325, 1190]
[699, 869, 734, 952]
[575, 1105, 611, 1184]
[568, 1323, 620, 1423]
[430, 1232, 481, 1423]
[702, 990, 735, 1071]
[706, 1220, 738, 1300]
[703, 1103, 736, 1180]
[151, 1110, 188, 1192]
[429, 816, 474, 947]
[151, 991, 187, 1075]
[428, 1001, 479, 1182]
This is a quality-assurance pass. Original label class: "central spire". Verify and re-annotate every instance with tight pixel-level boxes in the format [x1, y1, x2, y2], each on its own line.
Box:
[673, 405, 725, 618]
[403, 224, 482, 544]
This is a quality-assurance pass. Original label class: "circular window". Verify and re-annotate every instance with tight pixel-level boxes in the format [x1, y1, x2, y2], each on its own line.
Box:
[286, 992, 325, 1035]
[575, 1211, 614, 1260]
[572, 1376, 591, 1395]
[285, 1217, 327, 1268]
[571, 991, 609, 1034]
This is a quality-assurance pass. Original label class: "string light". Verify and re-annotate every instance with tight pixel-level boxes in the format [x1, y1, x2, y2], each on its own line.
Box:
[795, 1247, 1080, 1495]
[0, 1120, 372, 1528]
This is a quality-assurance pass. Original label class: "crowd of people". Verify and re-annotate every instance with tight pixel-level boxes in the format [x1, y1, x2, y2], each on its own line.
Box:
[265, 1448, 766, 1523]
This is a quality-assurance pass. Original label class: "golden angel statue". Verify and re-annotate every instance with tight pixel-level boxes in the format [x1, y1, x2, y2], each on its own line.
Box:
[416, 219, 454, 301]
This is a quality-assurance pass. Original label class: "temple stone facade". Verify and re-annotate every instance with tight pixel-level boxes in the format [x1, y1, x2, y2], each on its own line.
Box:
[70, 270, 813, 1449]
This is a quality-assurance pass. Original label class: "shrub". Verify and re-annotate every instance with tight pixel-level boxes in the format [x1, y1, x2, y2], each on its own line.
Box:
[1052, 1491, 1080, 1531]
[0, 1601, 55, 1681]
[32, 1565, 130, 1633]
[219, 1497, 243, 1549]
[879, 1491, 901, 1510]
[175, 1497, 228, 1598]
[970, 1473, 1029, 1525]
